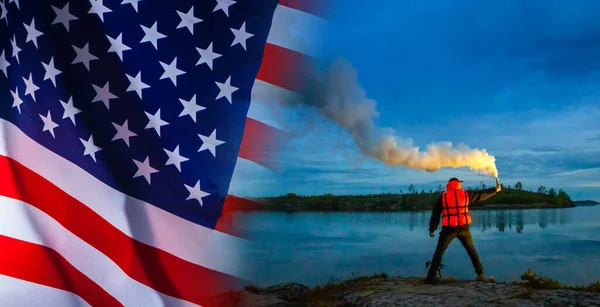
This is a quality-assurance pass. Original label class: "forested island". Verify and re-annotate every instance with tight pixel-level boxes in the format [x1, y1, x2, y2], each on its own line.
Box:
[246, 182, 588, 212]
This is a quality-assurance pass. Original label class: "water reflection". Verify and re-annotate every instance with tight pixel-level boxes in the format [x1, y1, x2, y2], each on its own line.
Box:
[238, 207, 600, 288]
[400, 209, 571, 233]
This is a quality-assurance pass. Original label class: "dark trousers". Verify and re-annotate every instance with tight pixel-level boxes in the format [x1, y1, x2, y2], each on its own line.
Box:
[427, 225, 484, 278]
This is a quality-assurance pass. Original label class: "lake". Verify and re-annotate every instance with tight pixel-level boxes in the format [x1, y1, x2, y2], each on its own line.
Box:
[236, 206, 600, 288]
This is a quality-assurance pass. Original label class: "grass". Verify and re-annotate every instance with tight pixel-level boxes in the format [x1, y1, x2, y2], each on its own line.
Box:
[517, 268, 600, 293]
[243, 285, 260, 294]
[295, 272, 389, 306]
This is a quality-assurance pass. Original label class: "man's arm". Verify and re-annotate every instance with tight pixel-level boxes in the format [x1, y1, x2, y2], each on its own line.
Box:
[468, 187, 499, 205]
[429, 194, 443, 233]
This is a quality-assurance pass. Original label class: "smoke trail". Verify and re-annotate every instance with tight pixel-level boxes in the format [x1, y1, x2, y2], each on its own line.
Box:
[290, 58, 499, 177]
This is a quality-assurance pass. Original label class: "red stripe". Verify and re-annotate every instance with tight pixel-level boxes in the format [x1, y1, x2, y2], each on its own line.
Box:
[0, 155, 243, 306]
[0, 235, 122, 307]
[215, 195, 265, 238]
[256, 43, 316, 93]
[238, 117, 292, 170]
[278, 0, 331, 19]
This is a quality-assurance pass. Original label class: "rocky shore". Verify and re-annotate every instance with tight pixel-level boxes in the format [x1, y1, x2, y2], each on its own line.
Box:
[216, 275, 600, 307]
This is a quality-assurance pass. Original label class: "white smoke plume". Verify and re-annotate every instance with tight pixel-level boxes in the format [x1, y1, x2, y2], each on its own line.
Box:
[288, 58, 499, 178]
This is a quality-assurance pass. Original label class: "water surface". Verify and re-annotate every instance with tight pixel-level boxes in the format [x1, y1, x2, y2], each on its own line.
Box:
[238, 206, 600, 287]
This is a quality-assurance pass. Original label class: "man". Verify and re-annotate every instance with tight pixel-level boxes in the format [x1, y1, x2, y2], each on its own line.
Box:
[424, 177, 501, 284]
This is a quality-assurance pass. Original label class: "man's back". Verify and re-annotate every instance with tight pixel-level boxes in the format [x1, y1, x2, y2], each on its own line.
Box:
[429, 179, 499, 232]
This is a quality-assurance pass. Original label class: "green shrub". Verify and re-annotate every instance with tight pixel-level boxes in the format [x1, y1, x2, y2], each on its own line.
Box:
[520, 268, 600, 292]
[520, 268, 561, 289]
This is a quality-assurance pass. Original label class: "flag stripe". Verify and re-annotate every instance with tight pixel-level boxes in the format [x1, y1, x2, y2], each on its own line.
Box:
[277, 0, 331, 19]
[238, 117, 290, 170]
[0, 274, 94, 307]
[0, 195, 203, 307]
[215, 195, 265, 237]
[0, 118, 252, 273]
[218, 157, 283, 238]
[0, 154, 242, 306]
[0, 234, 122, 307]
[267, 4, 327, 57]
[226, 1, 330, 216]
[228, 157, 287, 198]
[256, 43, 316, 93]
[247, 79, 301, 132]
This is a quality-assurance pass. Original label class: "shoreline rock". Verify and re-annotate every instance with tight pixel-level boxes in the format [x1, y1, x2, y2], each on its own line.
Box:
[225, 277, 600, 307]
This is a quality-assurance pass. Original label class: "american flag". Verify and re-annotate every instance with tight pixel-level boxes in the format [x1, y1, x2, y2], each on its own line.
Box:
[0, 0, 327, 306]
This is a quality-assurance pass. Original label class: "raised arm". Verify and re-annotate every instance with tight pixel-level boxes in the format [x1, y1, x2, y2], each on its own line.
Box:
[428, 194, 443, 233]
[468, 186, 499, 205]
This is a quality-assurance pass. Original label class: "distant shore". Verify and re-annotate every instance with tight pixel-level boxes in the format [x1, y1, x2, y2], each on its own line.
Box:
[235, 185, 590, 212]
[240, 201, 579, 213]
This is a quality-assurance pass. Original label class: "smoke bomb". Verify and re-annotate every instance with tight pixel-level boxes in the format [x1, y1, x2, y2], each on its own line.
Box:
[288, 58, 499, 177]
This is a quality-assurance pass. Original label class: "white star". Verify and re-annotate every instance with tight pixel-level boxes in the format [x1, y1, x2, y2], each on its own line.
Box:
[0, 1, 7, 24]
[59, 96, 82, 126]
[213, 0, 236, 17]
[72, 43, 98, 71]
[11, 87, 23, 114]
[121, 0, 141, 12]
[40, 111, 59, 138]
[196, 42, 221, 70]
[88, 0, 112, 22]
[133, 157, 158, 184]
[179, 94, 206, 122]
[144, 109, 169, 136]
[92, 82, 118, 109]
[112, 120, 137, 147]
[126, 72, 150, 99]
[42, 57, 62, 87]
[140, 22, 166, 50]
[9, 0, 19, 9]
[0, 50, 9, 78]
[11, 36, 21, 64]
[23, 18, 44, 49]
[80, 135, 102, 162]
[198, 129, 225, 157]
[164, 145, 189, 172]
[106, 33, 131, 61]
[22, 73, 40, 102]
[185, 181, 210, 206]
[52, 3, 78, 32]
[177, 6, 202, 34]
[230, 22, 253, 50]
[215, 76, 238, 103]
[159, 57, 186, 86]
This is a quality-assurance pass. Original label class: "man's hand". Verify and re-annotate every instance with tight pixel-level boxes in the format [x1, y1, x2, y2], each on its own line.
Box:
[429, 231, 435, 238]
[496, 184, 502, 192]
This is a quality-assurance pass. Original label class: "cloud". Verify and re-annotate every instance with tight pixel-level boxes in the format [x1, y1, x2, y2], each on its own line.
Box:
[239, 103, 600, 200]
[575, 182, 600, 188]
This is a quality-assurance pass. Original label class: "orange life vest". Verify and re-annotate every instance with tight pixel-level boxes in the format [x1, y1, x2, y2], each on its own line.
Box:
[441, 181, 472, 227]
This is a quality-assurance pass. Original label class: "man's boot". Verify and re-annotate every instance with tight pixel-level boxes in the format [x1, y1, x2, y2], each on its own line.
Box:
[424, 273, 439, 284]
[475, 273, 486, 282]
[423, 277, 438, 284]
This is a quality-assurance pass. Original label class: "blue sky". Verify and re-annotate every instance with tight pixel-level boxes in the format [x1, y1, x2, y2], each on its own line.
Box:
[233, 0, 600, 201]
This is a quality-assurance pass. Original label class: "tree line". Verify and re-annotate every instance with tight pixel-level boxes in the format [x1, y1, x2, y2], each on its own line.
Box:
[249, 181, 574, 212]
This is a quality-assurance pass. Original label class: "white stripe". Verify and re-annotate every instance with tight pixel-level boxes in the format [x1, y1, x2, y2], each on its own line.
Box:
[0, 118, 254, 281]
[0, 195, 198, 307]
[0, 275, 91, 307]
[268, 4, 328, 57]
[248, 79, 303, 132]
[229, 157, 286, 197]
